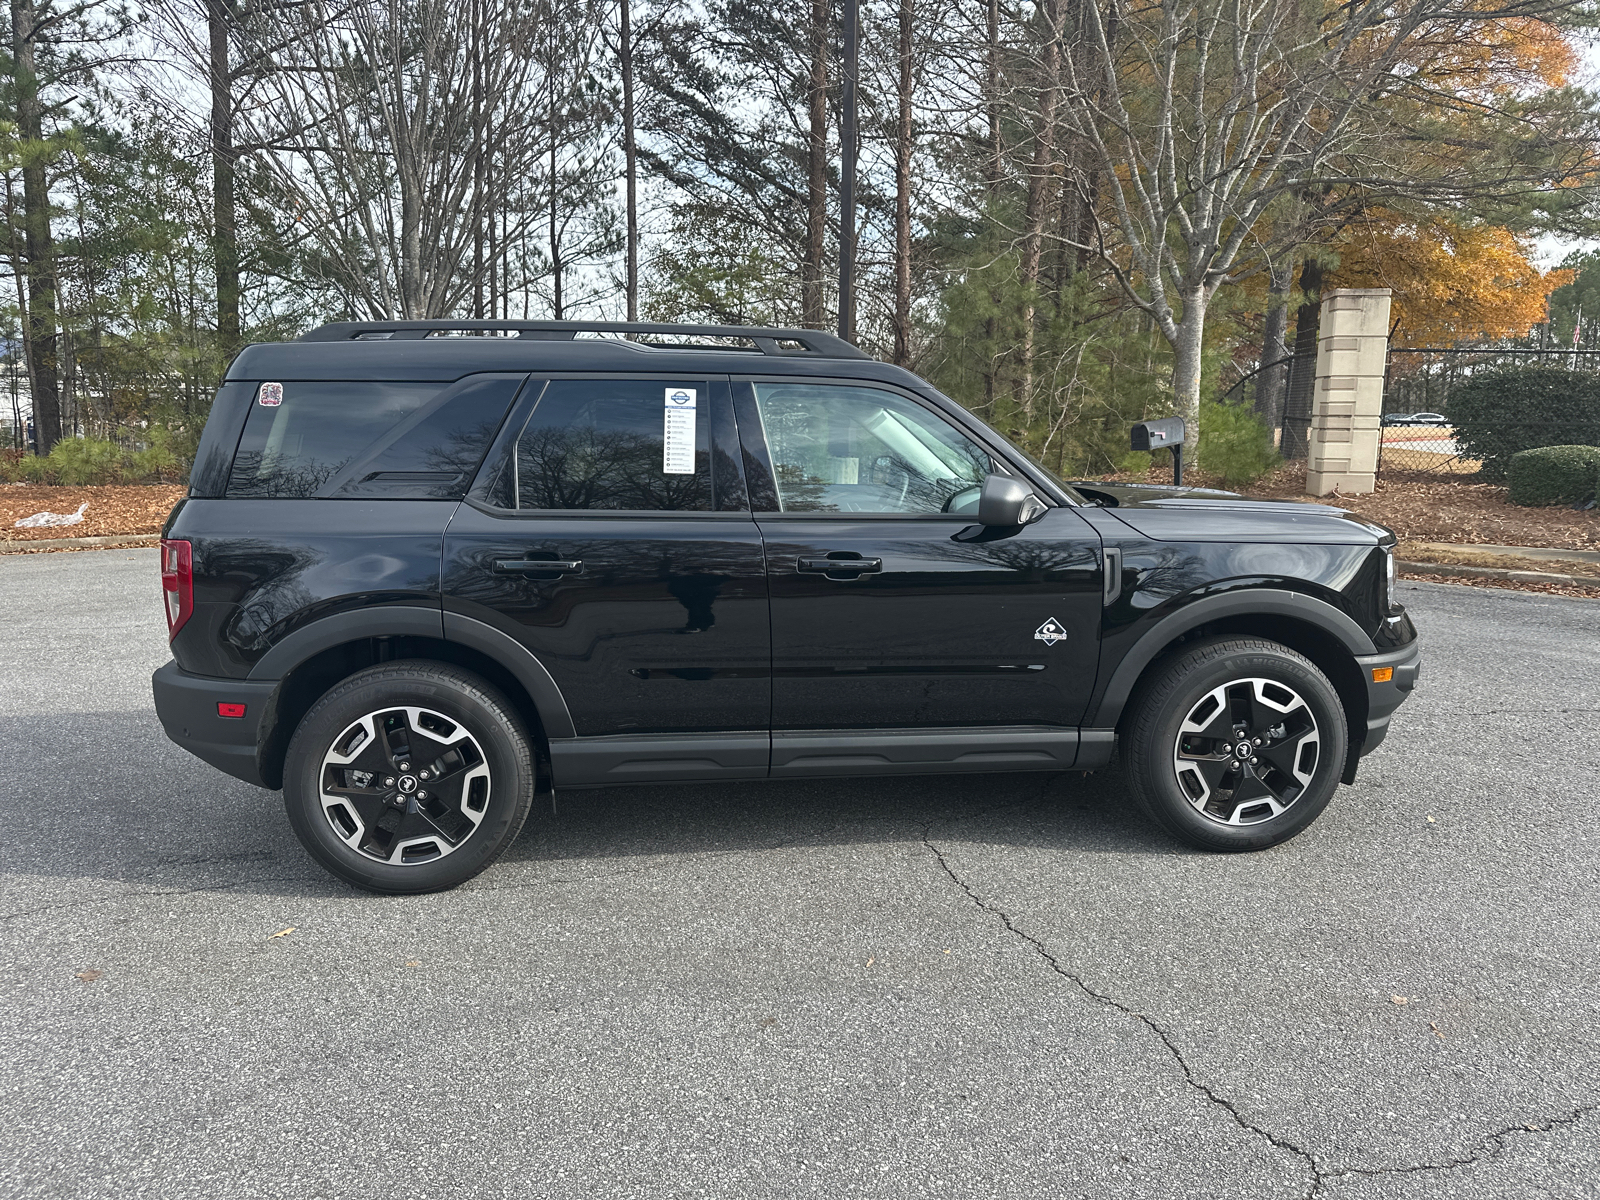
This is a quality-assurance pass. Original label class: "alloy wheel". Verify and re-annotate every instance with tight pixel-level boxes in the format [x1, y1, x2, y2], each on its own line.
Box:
[1172, 677, 1320, 826]
[318, 706, 492, 865]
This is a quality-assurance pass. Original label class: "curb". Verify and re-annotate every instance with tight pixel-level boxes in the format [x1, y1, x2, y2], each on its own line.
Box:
[1398, 559, 1595, 587]
[0, 533, 161, 554]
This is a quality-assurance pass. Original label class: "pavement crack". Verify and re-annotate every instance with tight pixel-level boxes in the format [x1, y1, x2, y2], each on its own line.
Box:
[920, 826, 1325, 1195]
[1325, 1104, 1598, 1183]
[920, 830, 1600, 1197]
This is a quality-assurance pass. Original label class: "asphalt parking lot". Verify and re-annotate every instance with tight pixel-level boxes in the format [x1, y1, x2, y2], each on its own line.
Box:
[3, 548, 1597, 1200]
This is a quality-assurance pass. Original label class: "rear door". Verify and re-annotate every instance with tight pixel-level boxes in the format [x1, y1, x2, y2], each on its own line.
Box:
[443, 375, 771, 784]
[736, 378, 1103, 770]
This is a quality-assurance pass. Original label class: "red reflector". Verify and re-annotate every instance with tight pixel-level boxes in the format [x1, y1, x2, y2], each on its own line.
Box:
[217, 703, 247, 719]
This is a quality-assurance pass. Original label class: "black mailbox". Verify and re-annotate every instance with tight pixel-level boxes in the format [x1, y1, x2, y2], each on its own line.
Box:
[1131, 417, 1188, 485]
[1130, 417, 1187, 451]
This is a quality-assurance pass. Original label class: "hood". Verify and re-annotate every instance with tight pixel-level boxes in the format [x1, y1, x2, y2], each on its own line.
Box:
[1066, 481, 1394, 544]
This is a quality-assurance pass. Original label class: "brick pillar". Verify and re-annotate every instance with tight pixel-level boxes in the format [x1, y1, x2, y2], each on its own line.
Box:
[1305, 287, 1391, 496]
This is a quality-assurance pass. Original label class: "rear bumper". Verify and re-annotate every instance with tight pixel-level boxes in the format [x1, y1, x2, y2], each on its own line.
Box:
[1353, 639, 1422, 758]
[152, 661, 280, 789]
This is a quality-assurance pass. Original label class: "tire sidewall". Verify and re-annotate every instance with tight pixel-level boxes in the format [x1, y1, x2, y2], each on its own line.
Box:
[283, 665, 533, 893]
[1133, 644, 1348, 851]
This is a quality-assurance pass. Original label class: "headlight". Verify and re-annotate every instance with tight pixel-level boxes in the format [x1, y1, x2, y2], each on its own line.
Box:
[1384, 546, 1397, 611]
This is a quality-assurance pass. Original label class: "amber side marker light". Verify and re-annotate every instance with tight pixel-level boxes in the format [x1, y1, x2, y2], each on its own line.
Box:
[1371, 667, 1394, 683]
[217, 703, 247, 718]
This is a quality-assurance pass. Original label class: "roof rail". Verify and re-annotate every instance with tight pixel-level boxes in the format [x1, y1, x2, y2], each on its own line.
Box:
[297, 319, 869, 359]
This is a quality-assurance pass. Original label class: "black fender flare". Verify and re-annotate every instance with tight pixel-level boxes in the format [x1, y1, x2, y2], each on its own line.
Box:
[1090, 588, 1375, 729]
[246, 604, 577, 740]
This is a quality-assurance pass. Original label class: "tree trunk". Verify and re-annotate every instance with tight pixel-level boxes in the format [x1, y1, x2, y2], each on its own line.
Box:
[1172, 286, 1207, 467]
[621, 0, 638, 322]
[11, 0, 60, 454]
[891, 0, 913, 365]
[985, 0, 1001, 196]
[1255, 257, 1294, 435]
[1282, 259, 1323, 459]
[803, 0, 828, 328]
[1017, 0, 1062, 418]
[208, 0, 240, 350]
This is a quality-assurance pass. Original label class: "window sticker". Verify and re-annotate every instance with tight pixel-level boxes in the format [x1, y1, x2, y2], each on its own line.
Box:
[663, 387, 697, 474]
[257, 382, 283, 407]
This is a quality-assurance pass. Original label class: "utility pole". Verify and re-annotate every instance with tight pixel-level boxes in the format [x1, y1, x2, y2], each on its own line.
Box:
[838, 0, 858, 343]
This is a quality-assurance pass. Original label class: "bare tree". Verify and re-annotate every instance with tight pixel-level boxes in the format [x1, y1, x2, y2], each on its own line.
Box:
[1053, 0, 1595, 463]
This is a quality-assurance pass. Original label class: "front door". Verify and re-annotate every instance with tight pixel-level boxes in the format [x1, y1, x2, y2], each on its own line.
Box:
[736, 380, 1103, 760]
[444, 375, 771, 784]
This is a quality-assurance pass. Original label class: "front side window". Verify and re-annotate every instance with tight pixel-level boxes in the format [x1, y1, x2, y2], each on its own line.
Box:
[751, 383, 992, 514]
[504, 378, 714, 512]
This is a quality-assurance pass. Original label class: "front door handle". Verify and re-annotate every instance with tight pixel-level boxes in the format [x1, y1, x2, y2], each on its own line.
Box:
[494, 557, 583, 576]
[798, 555, 882, 575]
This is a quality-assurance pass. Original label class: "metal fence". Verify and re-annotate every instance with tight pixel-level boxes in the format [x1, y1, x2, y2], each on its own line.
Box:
[1222, 345, 1600, 480]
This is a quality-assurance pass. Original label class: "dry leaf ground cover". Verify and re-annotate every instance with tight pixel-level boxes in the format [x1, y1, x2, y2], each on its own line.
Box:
[1, 484, 186, 542]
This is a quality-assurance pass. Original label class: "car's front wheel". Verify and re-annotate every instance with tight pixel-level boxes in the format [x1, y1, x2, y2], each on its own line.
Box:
[1121, 638, 1348, 851]
[283, 661, 536, 893]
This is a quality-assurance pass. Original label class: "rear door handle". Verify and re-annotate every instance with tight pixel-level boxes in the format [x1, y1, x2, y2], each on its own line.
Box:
[798, 555, 882, 574]
[494, 558, 583, 575]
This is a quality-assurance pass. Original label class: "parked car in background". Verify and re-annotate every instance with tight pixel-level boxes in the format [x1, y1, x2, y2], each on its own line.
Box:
[1381, 412, 1450, 427]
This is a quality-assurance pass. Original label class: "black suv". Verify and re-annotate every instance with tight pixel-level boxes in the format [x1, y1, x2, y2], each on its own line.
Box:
[153, 320, 1420, 894]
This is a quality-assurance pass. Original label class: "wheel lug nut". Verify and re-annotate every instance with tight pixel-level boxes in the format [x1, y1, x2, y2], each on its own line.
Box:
[419, 771, 429, 780]
[400, 762, 410, 771]
[418, 790, 428, 799]
[1229, 760, 1239, 769]
[385, 776, 395, 786]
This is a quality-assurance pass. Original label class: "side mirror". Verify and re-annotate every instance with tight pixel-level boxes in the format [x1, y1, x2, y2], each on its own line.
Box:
[977, 474, 1047, 527]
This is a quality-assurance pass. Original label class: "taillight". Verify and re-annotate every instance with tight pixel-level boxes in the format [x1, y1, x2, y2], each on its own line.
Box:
[161, 539, 193, 641]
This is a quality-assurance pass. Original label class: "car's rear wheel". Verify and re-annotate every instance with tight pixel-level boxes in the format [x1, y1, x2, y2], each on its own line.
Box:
[283, 661, 535, 893]
[1121, 638, 1347, 851]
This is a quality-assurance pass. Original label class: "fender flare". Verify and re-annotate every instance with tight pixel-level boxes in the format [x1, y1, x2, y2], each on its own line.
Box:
[1090, 588, 1375, 728]
[246, 604, 577, 740]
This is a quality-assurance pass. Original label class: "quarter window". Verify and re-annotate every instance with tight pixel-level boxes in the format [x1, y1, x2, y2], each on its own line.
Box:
[226, 376, 521, 500]
[751, 383, 992, 514]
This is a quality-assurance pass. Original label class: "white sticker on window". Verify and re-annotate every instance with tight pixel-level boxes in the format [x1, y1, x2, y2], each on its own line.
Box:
[663, 387, 697, 474]
[258, 382, 283, 407]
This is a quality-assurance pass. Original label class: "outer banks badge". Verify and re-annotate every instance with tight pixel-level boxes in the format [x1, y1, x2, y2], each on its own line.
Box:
[258, 381, 284, 407]
[1034, 617, 1069, 646]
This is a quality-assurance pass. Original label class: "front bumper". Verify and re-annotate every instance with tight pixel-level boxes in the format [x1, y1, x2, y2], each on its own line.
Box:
[152, 661, 280, 789]
[1353, 638, 1423, 759]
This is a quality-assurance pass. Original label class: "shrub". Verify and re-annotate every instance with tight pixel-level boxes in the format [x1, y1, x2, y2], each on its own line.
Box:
[0, 436, 186, 485]
[1447, 366, 1600, 480]
[1199, 398, 1279, 487]
[1507, 445, 1600, 506]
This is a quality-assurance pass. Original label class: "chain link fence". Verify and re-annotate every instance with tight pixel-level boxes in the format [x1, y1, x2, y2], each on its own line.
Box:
[1221, 346, 1600, 482]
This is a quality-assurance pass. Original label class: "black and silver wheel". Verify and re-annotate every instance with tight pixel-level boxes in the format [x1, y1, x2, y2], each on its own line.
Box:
[283, 661, 536, 893]
[1122, 638, 1348, 851]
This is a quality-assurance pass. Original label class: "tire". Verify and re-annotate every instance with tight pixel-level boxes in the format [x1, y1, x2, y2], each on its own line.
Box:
[1120, 637, 1348, 852]
[283, 661, 536, 894]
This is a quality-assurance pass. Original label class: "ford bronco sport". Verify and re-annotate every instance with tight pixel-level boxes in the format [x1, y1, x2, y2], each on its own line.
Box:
[153, 320, 1421, 893]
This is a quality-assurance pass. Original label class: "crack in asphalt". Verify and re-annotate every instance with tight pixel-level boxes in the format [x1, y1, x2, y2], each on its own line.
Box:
[920, 826, 1597, 1198]
[1323, 1105, 1598, 1187]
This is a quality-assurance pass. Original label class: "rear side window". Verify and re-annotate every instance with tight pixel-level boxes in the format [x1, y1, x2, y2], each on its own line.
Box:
[226, 376, 522, 499]
[501, 378, 714, 512]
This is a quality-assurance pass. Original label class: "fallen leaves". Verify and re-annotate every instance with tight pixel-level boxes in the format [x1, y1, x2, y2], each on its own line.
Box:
[74, 969, 103, 983]
[267, 927, 295, 940]
[0, 485, 186, 542]
[1391, 995, 1409, 1005]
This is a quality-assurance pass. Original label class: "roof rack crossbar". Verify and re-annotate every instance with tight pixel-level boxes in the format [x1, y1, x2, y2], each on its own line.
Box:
[298, 319, 868, 359]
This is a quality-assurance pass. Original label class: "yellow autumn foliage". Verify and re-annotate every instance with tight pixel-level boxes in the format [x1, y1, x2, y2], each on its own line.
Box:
[1327, 216, 1571, 347]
